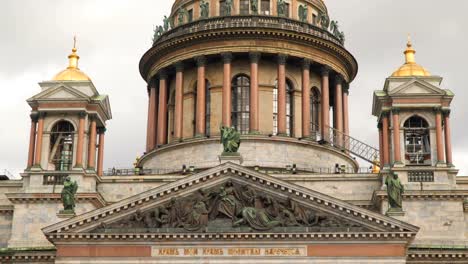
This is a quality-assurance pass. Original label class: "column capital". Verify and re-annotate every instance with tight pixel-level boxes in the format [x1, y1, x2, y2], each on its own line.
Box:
[158, 69, 168, 80]
[249, 52, 261, 63]
[320, 66, 331, 76]
[175, 61, 184, 72]
[195, 55, 207, 67]
[377, 123, 383, 130]
[381, 110, 390, 117]
[37, 112, 47, 119]
[97, 127, 107, 134]
[78, 111, 88, 118]
[392, 107, 401, 114]
[277, 54, 288, 65]
[30, 113, 39, 122]
[442, 109, 451, 117]
[343, 86, 349, 94]
[221, 52, 233, 63]
[433, 106, 442, 113]
[335, 74, 344, 85]
[302, 58, 311, 70]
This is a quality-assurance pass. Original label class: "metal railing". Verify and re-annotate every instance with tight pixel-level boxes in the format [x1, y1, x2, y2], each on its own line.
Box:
[315, 124, 380, 166]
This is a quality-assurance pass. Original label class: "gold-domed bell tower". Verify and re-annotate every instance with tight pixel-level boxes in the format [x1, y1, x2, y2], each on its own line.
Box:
[372, 37, 457, 188]
[24, 38, 112, 193]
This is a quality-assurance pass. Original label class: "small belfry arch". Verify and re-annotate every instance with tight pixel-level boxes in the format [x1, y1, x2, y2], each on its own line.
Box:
[48, 120, 75, 171]
[403, 115, 431, 166]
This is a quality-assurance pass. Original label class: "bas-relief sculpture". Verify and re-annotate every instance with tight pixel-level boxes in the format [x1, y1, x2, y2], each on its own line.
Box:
[61, 176, 78, 214]
[100, 181, 366, 233]
[386, 172, 404, 212]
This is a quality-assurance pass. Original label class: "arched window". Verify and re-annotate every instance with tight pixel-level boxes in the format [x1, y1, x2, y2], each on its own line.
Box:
[404, 116, 431, 165]
[49, 121, 74, 171]
[310, 87, 321, 138]
[193, 79, 211, 136]
[240, 0, 250, 15]
[273, 79, 294, 136]
[232, 74, 250, 134]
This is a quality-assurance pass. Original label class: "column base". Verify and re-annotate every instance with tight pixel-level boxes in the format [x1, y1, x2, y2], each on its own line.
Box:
[392, 161, 405, 168]
[172, 137, 183, 143]
[276, 133, 289, 137]
[436, 161, 447, 168]
[194, 134, 206, 139]
[248, 130, 261, 135]
[30, 165, 43, 171]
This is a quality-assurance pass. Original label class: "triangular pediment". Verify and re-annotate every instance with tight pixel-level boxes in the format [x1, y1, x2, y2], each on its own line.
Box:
[29, 83, 90, 101]
[43, 163, 418, 240]
[388, 79, 446, 96]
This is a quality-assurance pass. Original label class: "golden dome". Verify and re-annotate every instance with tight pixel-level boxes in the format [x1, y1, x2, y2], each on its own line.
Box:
[391, 37, 431, 77]
[52, 38, 91, 81]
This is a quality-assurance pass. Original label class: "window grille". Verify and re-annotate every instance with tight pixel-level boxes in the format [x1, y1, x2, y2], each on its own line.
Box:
[232, 75, 250, 134]
[408, 171, 434, 182]
[43, 174, 67, 185]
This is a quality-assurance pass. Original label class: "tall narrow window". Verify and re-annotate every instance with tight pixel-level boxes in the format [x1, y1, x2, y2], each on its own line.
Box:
[310, 87, 321, 138]
[49, 121, 74, 171]
[286, 80, 294, 136]
[284, 2, 290, 18]
[240, 0, 250, 15]
[273, 79, 294, 136]
[232, 74, 250, 134]
[261, 0, 270, 15]
[404, 116, 431, 165]
[205, 81, 211, 136]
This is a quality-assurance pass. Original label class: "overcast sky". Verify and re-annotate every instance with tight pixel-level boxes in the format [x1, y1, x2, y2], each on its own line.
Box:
[1, 0, 467, 178]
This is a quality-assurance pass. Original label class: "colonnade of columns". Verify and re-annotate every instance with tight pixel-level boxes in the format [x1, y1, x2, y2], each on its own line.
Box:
[378, 108, 453, 167]
[27, 112, 106, 176]
[145, 53, 351, 152]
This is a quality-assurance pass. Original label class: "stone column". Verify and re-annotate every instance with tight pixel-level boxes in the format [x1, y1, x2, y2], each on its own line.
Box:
[334, 75, 344, 147]
[222, 52, 233, 127]
[146, 84, 158, 152]
[443, 110, 453, 166]
[27, 114, 38, 168]
[277, 54, 288, 135]
[33, 112, 45, 167]
[157, 71, 168, 145]
[435, 108, 445, 164]
[75, 112, 87, 168]
[378, 123, 384, 165]
[249, 52, 261, 133]
[301, 59, 311, 138]
[381, 112, 390, 167]
[392, 108, 402, 165]
[195, 56, 207, 137]
[343, 87, 350, 136]
[320, 67, 330, 141]
[87, 116, 97, 170]
[174, 62, 184, 141]
[97, 128, 106, 177]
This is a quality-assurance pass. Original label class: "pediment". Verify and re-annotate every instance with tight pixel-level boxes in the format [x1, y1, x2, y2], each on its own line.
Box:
[388, 79, 446, 96]
[29, 84, 90, 101]
[43, 163, 418, 240]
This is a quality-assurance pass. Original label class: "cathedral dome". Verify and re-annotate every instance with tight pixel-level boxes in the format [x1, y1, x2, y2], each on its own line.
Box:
[391, 39, 430, 77]
[52, 42, 91, 81]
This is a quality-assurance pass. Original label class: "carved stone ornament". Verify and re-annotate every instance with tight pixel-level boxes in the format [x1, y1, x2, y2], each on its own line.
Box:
[97, 180, 368, 233]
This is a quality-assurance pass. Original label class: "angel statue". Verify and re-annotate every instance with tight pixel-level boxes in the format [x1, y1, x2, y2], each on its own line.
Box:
[220, 126, 241, 154]
[61, 176, 78, 213]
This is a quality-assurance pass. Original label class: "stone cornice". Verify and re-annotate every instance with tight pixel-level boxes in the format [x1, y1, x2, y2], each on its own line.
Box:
[0, 205, 14, 214]
[43, 163, 418, 236]
[373, 190, 468, 203]
[407, 247, 468, 263]
[0, 247, 56, 263]
[6, 193, 107, 208]
[46, 231, 415, 243]
[140, 15, 357, 82]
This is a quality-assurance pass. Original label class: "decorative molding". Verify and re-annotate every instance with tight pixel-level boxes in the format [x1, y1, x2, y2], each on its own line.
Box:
[373, 190, 468, 203]
[6, 193, 107, 208]
[0, 205, 14, 215]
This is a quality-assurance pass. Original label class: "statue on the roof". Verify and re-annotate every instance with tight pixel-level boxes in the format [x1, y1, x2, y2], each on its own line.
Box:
[277, 0, 286, 17]
[178, 8, 187, 24]
[224, 0, 233, 16]
[386, 172, 404, 212]
[200, 1, 210, 18]
[298, 4, 308, 22]
[317, 11, 330, 30]
[163, 15, 170, 31]
[152, 25, 164, 44]
[61, 176, 78, 214]
[220, 126, 241, 154]
[250, 0, 258, 14]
